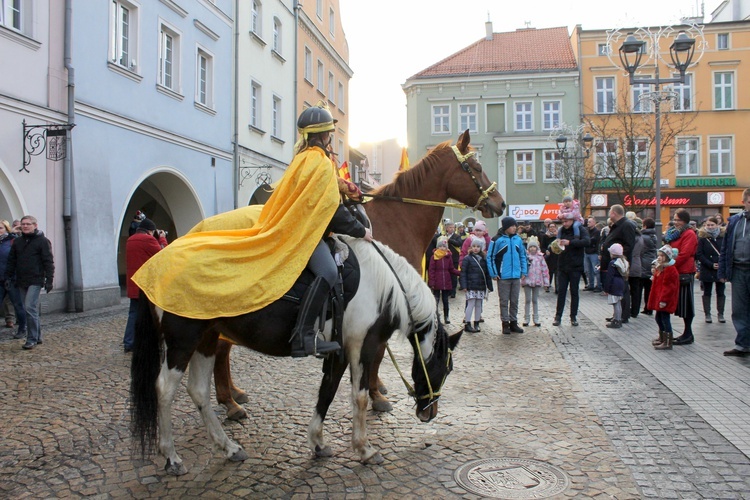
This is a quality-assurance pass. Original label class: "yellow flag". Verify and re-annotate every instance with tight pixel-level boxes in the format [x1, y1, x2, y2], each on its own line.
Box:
[399, 147, 410, 171]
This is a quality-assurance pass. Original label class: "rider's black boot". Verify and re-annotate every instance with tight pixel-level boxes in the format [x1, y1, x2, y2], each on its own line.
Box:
[290, 276, 341, 358]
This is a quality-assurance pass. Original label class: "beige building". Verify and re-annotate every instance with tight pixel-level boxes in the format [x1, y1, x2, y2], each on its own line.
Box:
[296, 0, 352, 164]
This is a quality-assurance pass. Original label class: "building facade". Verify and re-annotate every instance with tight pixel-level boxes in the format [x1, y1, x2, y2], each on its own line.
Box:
[403, 23, 581, 231]
[296, 0, 352, 166]
[576, 19, 750, 226]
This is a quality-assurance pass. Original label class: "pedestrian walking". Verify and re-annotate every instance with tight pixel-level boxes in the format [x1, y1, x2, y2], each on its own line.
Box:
[459, 237, 493, 332]
[0, 220, 26, 339]
[718, 187, 750, 357]
[521, 236, 549, 327]
[487, 217, 527, 334]
[666, 208, 698, 345]
[648, 245, 680, 350]
[552, 215, 590, 326]
[696, 216, 726, 324]
[603, 243, 629, 329]
[4, 215, 54, 350]
[428, 236, 461, 325]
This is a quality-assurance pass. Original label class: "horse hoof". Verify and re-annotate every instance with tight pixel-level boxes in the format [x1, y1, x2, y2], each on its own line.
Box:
[226, 407, 248, 421]
[315, 445, 333, 457]
[233, 393, 249, 404]
[371, 399, 393, 413]
[363, 452, 384, 465]
[229, 449, 249, 462]
[165, 459, 188, 476]
[377, 383, 388, 396]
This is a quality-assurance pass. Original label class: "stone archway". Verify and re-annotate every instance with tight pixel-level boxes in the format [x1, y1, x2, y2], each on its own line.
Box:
[116, 170, 203, 288]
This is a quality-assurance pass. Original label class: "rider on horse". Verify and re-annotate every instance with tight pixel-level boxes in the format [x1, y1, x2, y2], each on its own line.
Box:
[289, 103, 373, 357]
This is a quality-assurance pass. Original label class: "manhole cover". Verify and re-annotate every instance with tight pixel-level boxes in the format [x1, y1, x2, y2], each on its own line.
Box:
[453, 458, 569, 499]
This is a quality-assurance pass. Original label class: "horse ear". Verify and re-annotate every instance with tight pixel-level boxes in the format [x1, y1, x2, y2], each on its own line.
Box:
[456, 129, 471, 153]
[448, 330, 463, 349]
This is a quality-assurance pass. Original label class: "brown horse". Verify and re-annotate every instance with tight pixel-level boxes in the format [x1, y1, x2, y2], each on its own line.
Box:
[214, 129, 504, 419]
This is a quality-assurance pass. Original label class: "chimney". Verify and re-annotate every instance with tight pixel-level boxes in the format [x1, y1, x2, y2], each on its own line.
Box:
[485, 13, 493, 40]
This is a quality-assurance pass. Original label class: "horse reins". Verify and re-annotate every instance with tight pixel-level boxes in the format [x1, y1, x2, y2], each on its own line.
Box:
[369, 241, 452, 404]
[360, 146, 497, 213]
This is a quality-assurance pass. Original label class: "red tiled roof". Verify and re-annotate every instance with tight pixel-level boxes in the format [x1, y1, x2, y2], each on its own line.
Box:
[411, 26, 577, 79]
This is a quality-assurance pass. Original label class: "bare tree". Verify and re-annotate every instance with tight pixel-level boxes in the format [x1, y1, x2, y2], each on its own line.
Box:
[548, 124, 597, 216]
[582, 87, 698, 216]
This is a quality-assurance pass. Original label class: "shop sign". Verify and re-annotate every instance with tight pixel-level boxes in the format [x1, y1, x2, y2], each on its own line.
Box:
[619, 193, 707, 206]
[675, 177, 736, 188]
[509, 203, 574, 221]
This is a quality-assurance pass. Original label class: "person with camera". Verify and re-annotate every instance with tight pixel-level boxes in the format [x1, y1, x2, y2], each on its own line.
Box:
[4, 215, 54, 350]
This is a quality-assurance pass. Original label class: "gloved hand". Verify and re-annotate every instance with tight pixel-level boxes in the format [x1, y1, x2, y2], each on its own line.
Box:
[3, 279, 11, 291]
[45, 283, 53, 294]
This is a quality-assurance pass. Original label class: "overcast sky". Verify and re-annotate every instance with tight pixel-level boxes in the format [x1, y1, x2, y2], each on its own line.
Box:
[340, 0, 720, 146]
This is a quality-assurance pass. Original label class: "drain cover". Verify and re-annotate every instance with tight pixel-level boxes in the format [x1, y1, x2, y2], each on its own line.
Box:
[453, 458, 569, 499]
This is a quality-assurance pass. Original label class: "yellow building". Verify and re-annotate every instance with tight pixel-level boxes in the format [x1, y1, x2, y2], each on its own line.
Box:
[574, 20, 750, 227]
[296, 0, 352, 163]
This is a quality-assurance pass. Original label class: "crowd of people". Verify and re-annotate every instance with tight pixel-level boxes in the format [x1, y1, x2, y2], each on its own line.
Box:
[425, 187, 750, 358]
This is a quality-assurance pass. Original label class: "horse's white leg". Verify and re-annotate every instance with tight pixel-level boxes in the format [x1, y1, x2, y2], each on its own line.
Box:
[186, 352, 248, 462]
[156, 360, 188, 476]
[349, 360, 383, 464]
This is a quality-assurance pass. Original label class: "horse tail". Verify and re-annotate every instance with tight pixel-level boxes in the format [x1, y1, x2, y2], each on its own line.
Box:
[129, 292, 161, 458]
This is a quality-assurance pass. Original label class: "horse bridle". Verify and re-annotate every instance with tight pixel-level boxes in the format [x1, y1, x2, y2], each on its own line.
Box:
[369, 241, 451, 405]
[450, 145, 497, 212]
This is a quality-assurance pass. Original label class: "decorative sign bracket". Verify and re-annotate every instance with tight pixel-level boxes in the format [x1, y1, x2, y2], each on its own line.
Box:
[22, 120, 75, 173]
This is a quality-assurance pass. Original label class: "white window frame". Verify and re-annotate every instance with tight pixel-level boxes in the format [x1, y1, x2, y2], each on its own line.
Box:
[329, 7, 335, 37]
[709, 136, 732, 175]
[670, 73, 693, 112]
[272, 95, 281, 138]
[432, 105, 450, 135]
[317, 60, 324, 93]
[543, 150, 563, 182]
[514, 101, 532, 132]
[625, 138, 649, 178]
[304, 46, 312, 82]
[158, 21, 181, 92]
[195, 46, 214, 108]
[713, 71, 734, 110]
[459, 103, 478, 133]
[251, 0, 261, 36]
[595, 140, 618, 178]
[631, 79, 652, 113]
[338, 82, 345, 112]
[541, 100, 561, 131]
[676, 137, 700, 176]
[597, 43, 609, 56]
[1, 0, 22, 32]
[250, 80, 262, 129]
[338, 139, 344, 163]
[272, 17, 281, 54]
[717, 33, 729, 50]
[595, 76, 615, 114]
[109, 0, 139, 71]
[514, 151, 535, 183]
[316, 0, 322, 19]
[328, 71, 335, 103]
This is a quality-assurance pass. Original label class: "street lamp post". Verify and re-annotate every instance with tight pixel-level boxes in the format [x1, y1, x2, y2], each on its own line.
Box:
[555, 129, 594, 210]
[614, 28, 698, 244]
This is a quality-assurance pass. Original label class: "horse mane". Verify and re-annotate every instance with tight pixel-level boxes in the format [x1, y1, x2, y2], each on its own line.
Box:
[372, 141, 456, 198]
[340, 236, 437, 347]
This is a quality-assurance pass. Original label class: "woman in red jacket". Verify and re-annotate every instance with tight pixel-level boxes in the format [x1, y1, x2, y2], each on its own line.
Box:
[648, 245, 680, 350]
[429, 236, 461, 324]
[666, 209, 698, 345]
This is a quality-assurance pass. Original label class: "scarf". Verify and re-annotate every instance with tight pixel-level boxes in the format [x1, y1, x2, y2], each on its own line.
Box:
[433, 248, 450, 260]
[706, 227, 720, 239]
[663, 224, 687, 243]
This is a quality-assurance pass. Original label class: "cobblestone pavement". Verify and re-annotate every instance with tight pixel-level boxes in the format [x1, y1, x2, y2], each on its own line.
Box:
[0, 285, 748, 498]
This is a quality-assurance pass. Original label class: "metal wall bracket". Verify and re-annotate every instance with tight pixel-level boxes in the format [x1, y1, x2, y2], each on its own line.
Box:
[22, 120, 75, 173]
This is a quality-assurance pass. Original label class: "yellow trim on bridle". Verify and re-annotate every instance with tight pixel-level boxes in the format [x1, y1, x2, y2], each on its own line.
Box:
[386, 338, 453, 403]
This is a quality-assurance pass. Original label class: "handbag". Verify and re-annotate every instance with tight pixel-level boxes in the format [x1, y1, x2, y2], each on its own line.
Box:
[679, 273, 693, 284]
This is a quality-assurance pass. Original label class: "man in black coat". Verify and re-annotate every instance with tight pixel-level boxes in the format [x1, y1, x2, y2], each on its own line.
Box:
[600, 205, 637, 324]
[553, 215, 591, 326]
[5, 215, 54, 350]
[584, 217, 601, 292]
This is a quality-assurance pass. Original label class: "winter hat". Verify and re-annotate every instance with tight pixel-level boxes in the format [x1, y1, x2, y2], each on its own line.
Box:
[625, 211, 637, 220]
[657, 245, 677, 265]
[436, 236, 449, 249]
[470, 237, 485, 250]
[474, 220, 487, 232]
[501, 217, 517, 232]
[562, 188, 574, 202]
[526, 235, 540, 250]
[139, 218, 156, 232]
[609, 243, 624, 256]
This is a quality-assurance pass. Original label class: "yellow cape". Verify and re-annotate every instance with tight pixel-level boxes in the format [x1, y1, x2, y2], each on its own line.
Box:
[132, 147, 340, 319]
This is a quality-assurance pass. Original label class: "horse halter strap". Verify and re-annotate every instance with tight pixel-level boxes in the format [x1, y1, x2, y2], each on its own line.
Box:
[450, 146, 497, 212]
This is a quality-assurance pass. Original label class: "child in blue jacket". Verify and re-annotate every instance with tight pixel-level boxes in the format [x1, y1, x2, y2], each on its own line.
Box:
[487, 217, 527, 334]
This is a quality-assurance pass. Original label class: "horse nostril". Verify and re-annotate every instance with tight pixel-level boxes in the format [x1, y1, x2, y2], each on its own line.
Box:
[501, 202, 507, 209]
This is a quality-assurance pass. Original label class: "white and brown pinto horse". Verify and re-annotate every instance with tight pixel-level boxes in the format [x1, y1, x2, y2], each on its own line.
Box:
[130, 237, 461, 475]
[214, 130, 504, 418]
